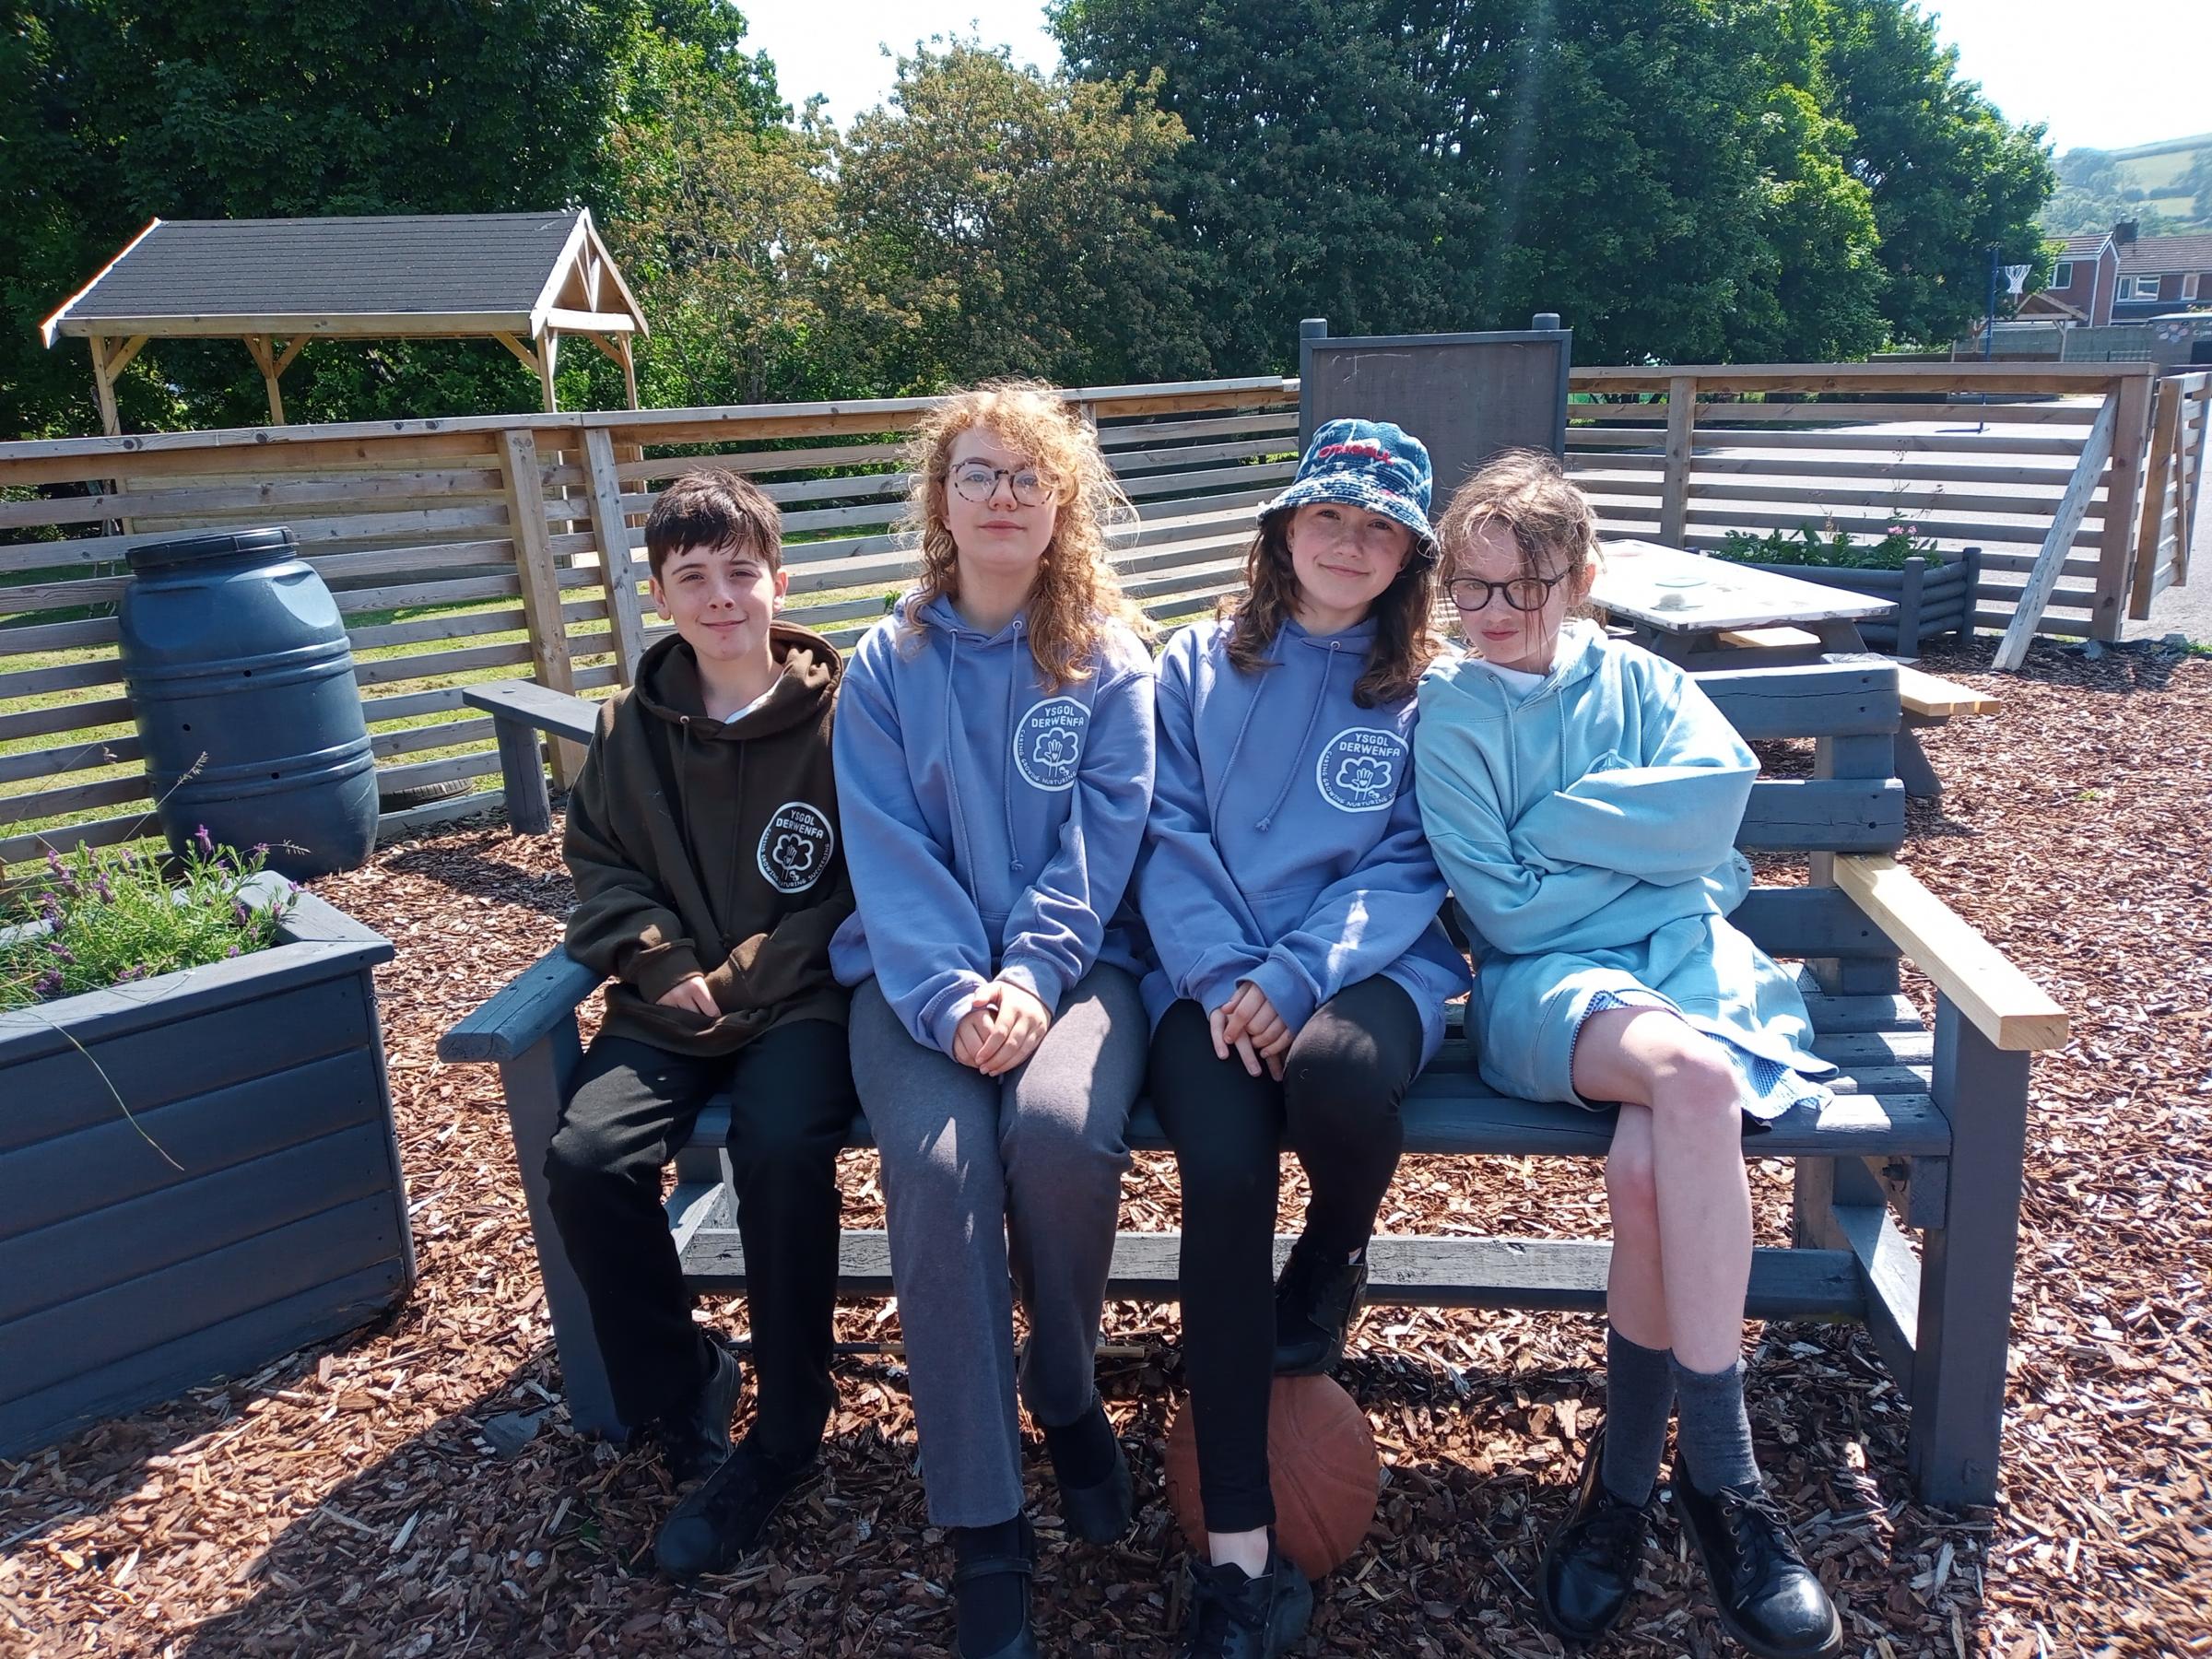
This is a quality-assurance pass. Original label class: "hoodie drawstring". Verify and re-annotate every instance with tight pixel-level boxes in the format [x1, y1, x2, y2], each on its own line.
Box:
[1006, 619, 1025, 876]
[942, 631, 981, 884]
[1254, 638, 1336, 831]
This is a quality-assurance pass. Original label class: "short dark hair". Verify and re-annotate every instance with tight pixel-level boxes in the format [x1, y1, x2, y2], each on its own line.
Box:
[643, 468, 782, 582]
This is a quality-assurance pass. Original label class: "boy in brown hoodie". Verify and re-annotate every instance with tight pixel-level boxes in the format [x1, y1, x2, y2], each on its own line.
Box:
[547, 469, 855, 1579]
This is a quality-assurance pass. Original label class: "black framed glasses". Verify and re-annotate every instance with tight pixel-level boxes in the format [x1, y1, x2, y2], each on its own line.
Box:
[947, 462, 1053, 507]
[1446, 571, 1571, 613]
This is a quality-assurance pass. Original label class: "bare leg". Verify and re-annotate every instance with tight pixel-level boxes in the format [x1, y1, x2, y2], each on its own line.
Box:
[1602, 1103, 1667, 1347]
[1572, 1008, 1749, 1373]
[1206, 1527, 1270, 1576]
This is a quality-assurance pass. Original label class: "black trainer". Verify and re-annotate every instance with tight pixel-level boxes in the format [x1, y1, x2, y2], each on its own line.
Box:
[1537, 1428, 1655, 1646]
[1673, 1477, 1843, 1659]
[654, 1434, 818, 1579]
[1272, 1240, 1368, 1376]
[659, 1338, 743, 1485]
[953, 1514, 1039, 1659]
[1180, 1543, 1313, 1659]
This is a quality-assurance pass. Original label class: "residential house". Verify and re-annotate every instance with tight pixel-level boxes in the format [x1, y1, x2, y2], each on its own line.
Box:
[2112, 230, 2212, 321]
[2021, 229, 2119, 325]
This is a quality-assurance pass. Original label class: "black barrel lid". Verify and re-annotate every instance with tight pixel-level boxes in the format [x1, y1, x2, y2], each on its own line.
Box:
[126, 526, 299, 576]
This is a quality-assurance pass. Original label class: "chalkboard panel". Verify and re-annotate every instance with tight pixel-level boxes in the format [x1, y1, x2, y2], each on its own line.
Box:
[1299, 325, 1572, 504]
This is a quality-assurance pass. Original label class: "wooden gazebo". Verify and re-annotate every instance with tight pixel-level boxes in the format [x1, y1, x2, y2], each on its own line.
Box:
[40, 209, 648, 433]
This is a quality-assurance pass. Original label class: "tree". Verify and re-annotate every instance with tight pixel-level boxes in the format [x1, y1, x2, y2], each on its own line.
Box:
[1820, 0, 2054, 346]
[0, 0, 780, 438]
[833, 42, 1207, 392]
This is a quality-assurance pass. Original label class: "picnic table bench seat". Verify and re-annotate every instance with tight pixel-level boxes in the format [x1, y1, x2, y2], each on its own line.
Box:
[440, 660, 2065, 1508]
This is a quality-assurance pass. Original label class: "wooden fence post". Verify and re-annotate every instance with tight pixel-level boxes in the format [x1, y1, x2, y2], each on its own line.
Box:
[2129, 379, 2179, 621]
[582, 426, 649, 684]
[498, 427, 583, 786]
[1659, 374, 1697, 545]
[2089, 370, 2153, 641]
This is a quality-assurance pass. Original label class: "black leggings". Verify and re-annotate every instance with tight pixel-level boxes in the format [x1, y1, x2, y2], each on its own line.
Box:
[1147, 976, 1426, 1533]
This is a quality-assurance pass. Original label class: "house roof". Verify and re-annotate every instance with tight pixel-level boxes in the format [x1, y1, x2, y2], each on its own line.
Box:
[2117, 232, 2212, 276]
[41, 210, 645, 343]
[2056, 232, 2112, 259]
[2017, 289, 2086, 321]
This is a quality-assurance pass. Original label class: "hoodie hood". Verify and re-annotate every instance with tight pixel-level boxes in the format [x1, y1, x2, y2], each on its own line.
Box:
[631, 620, 841, 738]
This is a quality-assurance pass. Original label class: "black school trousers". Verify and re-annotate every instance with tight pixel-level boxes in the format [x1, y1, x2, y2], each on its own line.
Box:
[1147, 976, 1426, 1533]
[544, 1019, 857, 1465]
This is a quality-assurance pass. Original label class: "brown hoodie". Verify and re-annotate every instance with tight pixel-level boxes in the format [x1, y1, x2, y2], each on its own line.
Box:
[563, 622, 851, 1056]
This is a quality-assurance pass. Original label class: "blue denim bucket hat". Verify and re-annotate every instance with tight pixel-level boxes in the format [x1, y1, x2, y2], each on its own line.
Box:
[1261, 418, 1437, 559]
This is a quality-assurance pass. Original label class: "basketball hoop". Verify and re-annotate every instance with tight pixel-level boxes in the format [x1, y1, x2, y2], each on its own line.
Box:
[2004, 264, 2031, 298]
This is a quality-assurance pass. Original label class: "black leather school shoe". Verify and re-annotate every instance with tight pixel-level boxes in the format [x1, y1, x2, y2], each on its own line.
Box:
[1179, 1540, 1313, 1658]
[659, 1338, 743, 1485]
[1271, 1239, 1369, 1376]
[1537, 1428, 1655, 1646]
[1053, 1424, 1135, 1545]
[1673, 1476, 1844, 1659]
[654, 1435, 818, 1580]
[953, 1514, 1040, 1659]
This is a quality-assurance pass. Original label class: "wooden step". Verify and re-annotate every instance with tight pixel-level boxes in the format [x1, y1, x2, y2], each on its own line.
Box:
[1893, 664, 2000, 718]
[1720, 625, 1822, 651]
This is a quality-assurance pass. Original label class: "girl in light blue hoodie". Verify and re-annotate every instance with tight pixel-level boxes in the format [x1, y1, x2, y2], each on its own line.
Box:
[830, 382, 1155, 1659]
[1135, 419, 1470, 1657]
[1415, 451, 1842, 1659]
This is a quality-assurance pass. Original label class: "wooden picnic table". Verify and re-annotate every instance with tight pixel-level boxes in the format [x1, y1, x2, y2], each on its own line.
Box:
[1589, 538, 1980, 800]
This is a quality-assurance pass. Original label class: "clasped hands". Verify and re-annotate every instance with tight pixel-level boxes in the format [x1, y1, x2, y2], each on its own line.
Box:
[1210, 979, 1288, 1080]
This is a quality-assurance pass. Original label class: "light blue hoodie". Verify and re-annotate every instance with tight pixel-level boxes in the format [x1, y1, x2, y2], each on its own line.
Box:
[1413, 619, 1832, 1107]
[1135, 617, 1471, 1065]
[829, 594, 1157, 1055]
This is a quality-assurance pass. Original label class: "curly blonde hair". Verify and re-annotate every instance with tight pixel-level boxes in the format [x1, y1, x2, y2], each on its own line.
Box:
[902, 380, 1150, 690]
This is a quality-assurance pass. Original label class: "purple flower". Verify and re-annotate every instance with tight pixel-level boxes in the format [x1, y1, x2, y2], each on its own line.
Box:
[232, 899, 253, 927]
[225, 945, 241, 959]
[92, 877, 113, 903]
[47, 942, 75, 965]
[33, 971, 63, 999]
[37, 892, 63, 924]
[251, 842, 269, 859]
[116, 964, 145, 982]
[193, 824, 215, 858]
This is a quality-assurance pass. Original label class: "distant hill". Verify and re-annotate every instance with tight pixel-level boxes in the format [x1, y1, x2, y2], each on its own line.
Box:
[2041, 133, 2211, 237]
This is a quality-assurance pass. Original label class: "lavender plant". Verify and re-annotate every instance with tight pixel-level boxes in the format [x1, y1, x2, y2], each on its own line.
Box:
[0, 828, 291, 1010]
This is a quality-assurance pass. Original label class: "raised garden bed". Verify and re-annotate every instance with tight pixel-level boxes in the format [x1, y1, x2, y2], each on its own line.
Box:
[1721, 548, 1981, 656]
[0, 876, 413, 1458]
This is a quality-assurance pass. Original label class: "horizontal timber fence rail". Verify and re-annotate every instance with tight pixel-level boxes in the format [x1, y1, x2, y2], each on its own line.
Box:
[0, 361, 2187, 862]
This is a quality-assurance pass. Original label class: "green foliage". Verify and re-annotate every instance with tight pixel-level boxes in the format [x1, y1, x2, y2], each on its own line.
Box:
[1713, 521, 1936, 571]
[0, 833, 289, 1010]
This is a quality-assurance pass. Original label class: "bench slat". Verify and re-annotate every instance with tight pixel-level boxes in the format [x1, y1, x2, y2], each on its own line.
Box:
[677, 1228, 1866, 1320]
[461, 679, 601, 747]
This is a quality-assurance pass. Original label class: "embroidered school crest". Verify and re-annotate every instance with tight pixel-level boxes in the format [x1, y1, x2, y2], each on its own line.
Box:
[1314, 727, 1406, 813]
[1013, 696, 1088, 792]
[756, 800, 835, 893]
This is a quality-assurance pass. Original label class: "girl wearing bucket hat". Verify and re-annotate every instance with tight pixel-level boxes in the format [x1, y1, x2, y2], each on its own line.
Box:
[1133, 418, 1472, 1656]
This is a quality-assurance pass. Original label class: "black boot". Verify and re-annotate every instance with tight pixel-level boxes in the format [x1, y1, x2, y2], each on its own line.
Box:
[1537, 1428, 1654, 1646]
[1673, 1477, 1843, 1659]
[654, 1433, 818, 1579]
[1180, 1541, 1313, 1658]
[1272, 1239, 1368, 1376]
[1044, 1399, 1135, 1545]
[952, 1515, 1039, 1659]
[659, 1338, 743, 1484]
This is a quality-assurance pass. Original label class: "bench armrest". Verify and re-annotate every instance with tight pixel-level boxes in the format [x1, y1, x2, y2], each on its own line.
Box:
[461, 679, 601, 746]
[1833, 855, 2067, 1052]
[438, 947, 605, 1064]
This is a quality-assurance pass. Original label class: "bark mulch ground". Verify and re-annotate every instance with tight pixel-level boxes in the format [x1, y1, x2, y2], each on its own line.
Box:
[3, 637, 2207, 1658]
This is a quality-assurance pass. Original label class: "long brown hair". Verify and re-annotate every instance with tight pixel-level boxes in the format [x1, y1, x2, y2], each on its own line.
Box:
[901, 380, 1150, 690]
[1221, 509, 1442, 707]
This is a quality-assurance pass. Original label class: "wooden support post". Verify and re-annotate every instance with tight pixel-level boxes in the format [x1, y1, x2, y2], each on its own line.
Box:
[489, 713, 554, 835]
[2182, 381, 2209, 587]
[2127, 378, 2176, 622]
[1908, 996, 2031, 1507]
[497, 428, 583, 785]
[1992, 393, 2116, 671]
[618, 335, 639, 411]
[583, 426, 650, 685]
[537, 332, 560, 414]
[2089, 371, 2152, 641]
[273, 337, 308, 379]
[88, 335, 122, 437]
[242, 335, 287, 425]
[1659, 374, 1697, 545]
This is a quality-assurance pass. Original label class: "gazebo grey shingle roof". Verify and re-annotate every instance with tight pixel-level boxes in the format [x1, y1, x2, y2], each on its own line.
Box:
[41, 209, 646, 430]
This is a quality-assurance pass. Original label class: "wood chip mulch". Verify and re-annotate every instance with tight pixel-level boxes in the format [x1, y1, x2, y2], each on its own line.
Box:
[3, 637, 2208, 1658]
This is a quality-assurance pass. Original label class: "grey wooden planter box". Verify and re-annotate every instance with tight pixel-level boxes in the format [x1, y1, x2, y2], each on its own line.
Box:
[0, 878, 413, 1458]
[1730, 548, 1981, 656]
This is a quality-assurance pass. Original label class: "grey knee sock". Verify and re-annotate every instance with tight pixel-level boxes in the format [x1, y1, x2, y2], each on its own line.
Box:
[1671, 1356, 1761, 1494]
[1600, 1327, 1675, 1506]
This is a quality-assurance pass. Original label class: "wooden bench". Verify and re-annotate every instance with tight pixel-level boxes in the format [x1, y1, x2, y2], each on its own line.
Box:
[439, 661, 2065, 1507]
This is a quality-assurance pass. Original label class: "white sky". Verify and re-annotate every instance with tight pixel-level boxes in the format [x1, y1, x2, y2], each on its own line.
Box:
[743, 1, 2209, 154]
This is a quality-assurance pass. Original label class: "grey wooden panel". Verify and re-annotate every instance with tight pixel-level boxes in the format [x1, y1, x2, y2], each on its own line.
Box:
[461, 678, 601, 747]
[1794, 972, 1920, 1031]
[0, 1194, 409, 1401]
[0, 982, 376, 1154]
[1697, 663, 1901, 740]
[440, 948, 602, 1064]
[1738, 778, 1906, 853]
[0, 1260, 406, 1461]
[0, 937, 385, 1077]
[680, 1227, 1863, 1320]
[1730, 887, 1900, 959]
[1301, 330, 1572, 499]
[0, 1047, 384, 1238]
[0, 1121, 401, 1324]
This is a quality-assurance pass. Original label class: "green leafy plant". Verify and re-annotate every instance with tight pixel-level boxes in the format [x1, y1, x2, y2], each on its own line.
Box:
[1712, 521, 1939, 571]
[0, 828, 291, 1010]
